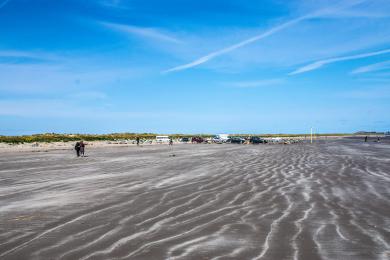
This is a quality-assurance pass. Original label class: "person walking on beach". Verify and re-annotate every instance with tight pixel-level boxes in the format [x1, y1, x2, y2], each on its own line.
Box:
[136, 136, 140, 146]
[75, 141, 81, 157]
[80, 141, 85, 157]
[169, 138, 173, 146]
[365, 136, 368, 142]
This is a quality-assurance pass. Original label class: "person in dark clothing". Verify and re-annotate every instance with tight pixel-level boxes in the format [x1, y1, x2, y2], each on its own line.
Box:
[136, 137, 140, 146]
[75, 142, 81, 157]
[365, 136, 368, 142]
[80, 141, 85, 157]
[169, 138, 173, 146]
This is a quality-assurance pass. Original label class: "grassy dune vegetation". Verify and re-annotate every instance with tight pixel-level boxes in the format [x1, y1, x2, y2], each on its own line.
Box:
[0, 133, 360, 144]
[0, 133, 211, 144]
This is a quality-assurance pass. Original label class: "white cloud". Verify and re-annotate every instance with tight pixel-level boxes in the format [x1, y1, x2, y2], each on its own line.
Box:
[351, 60, 390, 74]
[225, 79, 284, 88]
[100, 22, 182, 44]
[322, 9, 390, 18]
[338, 87, 390, 99]
[0, 99, 148, 118]
[289, 49, 390, 75]
[97, 0, 130, 10]
[162, 0, 368, 73]
[0, 59, 144, 93]
[0, 50, 61, 62]
[162, 16, 308, 73]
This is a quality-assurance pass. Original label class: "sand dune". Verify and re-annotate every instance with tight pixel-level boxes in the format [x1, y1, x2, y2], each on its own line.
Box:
[0, 139, 389, 259]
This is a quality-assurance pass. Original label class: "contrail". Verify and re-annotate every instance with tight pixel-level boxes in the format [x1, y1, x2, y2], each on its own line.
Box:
[163, 15, 308, 74]
[162, 0, 367, 74]
[289, 48, 390, 75]
[0, 0, 11, 10]
[101, 21, 183, 44]
[351, 60, 390, 74]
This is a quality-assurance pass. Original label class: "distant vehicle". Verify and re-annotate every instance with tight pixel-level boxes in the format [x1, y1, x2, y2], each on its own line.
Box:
[217, 134, 229, 141]
[212, 137, 224, 143]
[228, 137, 245, 144]
[156, 136, 170, 143]
[191, 136, 204, 143]
[249, 136, 267, 144]
[269, 137, 282, 143]
[212, 134, 230, 143]
[180, 137, 190, 142]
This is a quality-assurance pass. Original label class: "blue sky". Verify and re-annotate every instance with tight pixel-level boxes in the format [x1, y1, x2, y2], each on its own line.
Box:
[0, 0, 389, 135]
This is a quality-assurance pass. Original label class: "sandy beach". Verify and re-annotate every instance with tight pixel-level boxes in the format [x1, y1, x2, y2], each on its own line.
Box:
[0, 138, 389, 259]
[0, 140, 149, 153]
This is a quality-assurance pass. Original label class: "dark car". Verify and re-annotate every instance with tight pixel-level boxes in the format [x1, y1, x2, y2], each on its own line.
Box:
[191, 137, 204, 143]
[181, 137, 190, 142]
[249, 136, 267, 144]
[229, 137, 245, 144]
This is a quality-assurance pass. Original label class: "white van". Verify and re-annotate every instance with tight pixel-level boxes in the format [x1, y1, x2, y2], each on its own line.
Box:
[156, 136, 170, 143]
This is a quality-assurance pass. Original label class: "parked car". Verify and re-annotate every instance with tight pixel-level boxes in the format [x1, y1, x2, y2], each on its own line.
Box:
[180, 137, 190, 142]
[203, 138, 211, 144]
[228, 137, 245, 144]
[249, 136, 267, 144]
[191, 137, 204, 143]
[213, 134, 229, 143]
[212, 137, 224, 143]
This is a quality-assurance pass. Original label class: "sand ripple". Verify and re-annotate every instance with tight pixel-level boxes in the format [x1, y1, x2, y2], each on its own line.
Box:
[0, 139, 389, 259]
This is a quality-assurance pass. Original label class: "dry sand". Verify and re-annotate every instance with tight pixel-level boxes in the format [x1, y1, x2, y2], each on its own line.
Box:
[0, 138, 389, 259]
[0, 141, 147, 153]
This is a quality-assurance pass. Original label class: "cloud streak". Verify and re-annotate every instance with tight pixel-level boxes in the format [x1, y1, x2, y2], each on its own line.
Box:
[163, 16, 309, 73]
[0, 50, 62, 65]
[351, 60, 390, 74]
[225, 79, 284, 88]
[0, 0, 11, 10]
[101, 22, 182, 44]
[339, 86, 390, 99]
[162, 0, 367, 73]
[289, 49, 390, 75]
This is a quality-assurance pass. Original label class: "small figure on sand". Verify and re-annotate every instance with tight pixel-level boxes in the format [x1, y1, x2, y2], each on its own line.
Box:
[136, 136, 140, 146]
[75, 141, 81, 157]
[80, 141, 85, 157]
[169, 138, 173, 146]
[365, 136, 368, 142]
[75, 141, 86, 157]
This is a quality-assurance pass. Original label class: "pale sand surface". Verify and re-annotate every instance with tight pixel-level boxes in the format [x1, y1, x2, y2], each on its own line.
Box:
[0, 138, 389, 259]
[0, 141, 149, 153]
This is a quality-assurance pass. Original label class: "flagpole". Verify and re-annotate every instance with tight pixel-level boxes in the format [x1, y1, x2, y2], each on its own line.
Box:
[310, 127, 313, 144]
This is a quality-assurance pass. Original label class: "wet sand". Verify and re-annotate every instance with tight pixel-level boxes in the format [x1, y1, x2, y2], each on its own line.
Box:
[0, 139, 389, 260]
